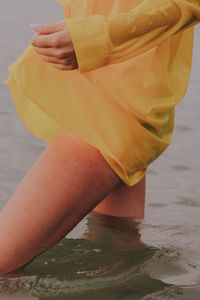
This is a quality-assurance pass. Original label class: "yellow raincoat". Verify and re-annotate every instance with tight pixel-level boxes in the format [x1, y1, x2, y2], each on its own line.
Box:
[5, 0, 200, 186]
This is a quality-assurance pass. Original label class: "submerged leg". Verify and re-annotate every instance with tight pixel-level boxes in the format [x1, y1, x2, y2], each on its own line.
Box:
[0, 129, 121, 275]
[93, 176, 145, 219]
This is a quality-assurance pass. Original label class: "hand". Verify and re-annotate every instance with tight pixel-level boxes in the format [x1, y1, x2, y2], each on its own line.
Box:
[31, 20, 78, 71]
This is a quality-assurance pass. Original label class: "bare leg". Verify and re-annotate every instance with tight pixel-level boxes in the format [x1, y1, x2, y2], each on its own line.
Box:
[0, 129, 121, 275]
[93, 176, 145, 219]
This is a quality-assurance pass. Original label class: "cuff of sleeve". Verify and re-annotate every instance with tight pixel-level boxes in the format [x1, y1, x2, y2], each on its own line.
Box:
[65, 15, 112, 73]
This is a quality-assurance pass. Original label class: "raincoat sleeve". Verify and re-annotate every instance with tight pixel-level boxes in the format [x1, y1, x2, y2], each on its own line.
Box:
[64, 0, 200, 73]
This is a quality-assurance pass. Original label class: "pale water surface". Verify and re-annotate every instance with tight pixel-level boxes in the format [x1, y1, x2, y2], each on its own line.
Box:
[0, 1, 200, 299]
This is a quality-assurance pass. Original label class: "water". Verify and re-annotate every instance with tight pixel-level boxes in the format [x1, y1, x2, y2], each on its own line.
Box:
[1, 1, 200, 299]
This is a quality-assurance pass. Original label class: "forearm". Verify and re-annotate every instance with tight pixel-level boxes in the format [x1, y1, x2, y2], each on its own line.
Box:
[108, 0, 197, 63]
[65, 0, 200, 72]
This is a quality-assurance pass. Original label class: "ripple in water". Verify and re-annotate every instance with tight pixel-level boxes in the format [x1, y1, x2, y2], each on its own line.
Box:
[0, 212, 200, 299]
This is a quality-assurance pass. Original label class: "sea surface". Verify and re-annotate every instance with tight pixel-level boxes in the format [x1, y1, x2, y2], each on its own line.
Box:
[1, 1, 200, 299]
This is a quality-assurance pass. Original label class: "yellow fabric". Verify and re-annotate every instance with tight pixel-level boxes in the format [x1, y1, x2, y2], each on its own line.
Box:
[64, 0, 199, 73]
[5, 0, 200, 186]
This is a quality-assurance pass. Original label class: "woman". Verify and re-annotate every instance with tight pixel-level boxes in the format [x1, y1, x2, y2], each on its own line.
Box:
[1, 0, 200, 274]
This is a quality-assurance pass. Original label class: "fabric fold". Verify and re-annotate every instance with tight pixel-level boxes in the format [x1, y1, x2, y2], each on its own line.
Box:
[5, 0, 196, 186]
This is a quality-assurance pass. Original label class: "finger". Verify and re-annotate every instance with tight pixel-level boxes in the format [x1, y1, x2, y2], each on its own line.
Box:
[31, 31, 65, 48]
[53, 63, 75, 71]
[34, 47, 56, 56]
[42, 55, 70, 65]
[31, 34, 53, 48]
[34, 46, 74, 59]
[31, 30, 70, 49]
[30, 21, 66, 34]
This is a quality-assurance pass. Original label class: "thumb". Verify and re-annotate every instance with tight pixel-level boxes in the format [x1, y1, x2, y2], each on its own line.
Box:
[30, 21, 66, 34]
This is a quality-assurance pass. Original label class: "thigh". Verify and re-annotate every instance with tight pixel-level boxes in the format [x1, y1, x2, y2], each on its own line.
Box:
[93, 176, 146, 218]
[0, 129, 121, 274]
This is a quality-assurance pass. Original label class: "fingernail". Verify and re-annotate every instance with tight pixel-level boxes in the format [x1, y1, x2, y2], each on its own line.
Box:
[30, 24, 40, 29]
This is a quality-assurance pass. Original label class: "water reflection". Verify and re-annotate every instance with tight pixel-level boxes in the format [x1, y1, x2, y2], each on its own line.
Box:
[0, 212, 184, 299]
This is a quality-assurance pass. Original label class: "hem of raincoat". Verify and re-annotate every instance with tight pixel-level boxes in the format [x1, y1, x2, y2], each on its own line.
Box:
[5, 70, 146, 187]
